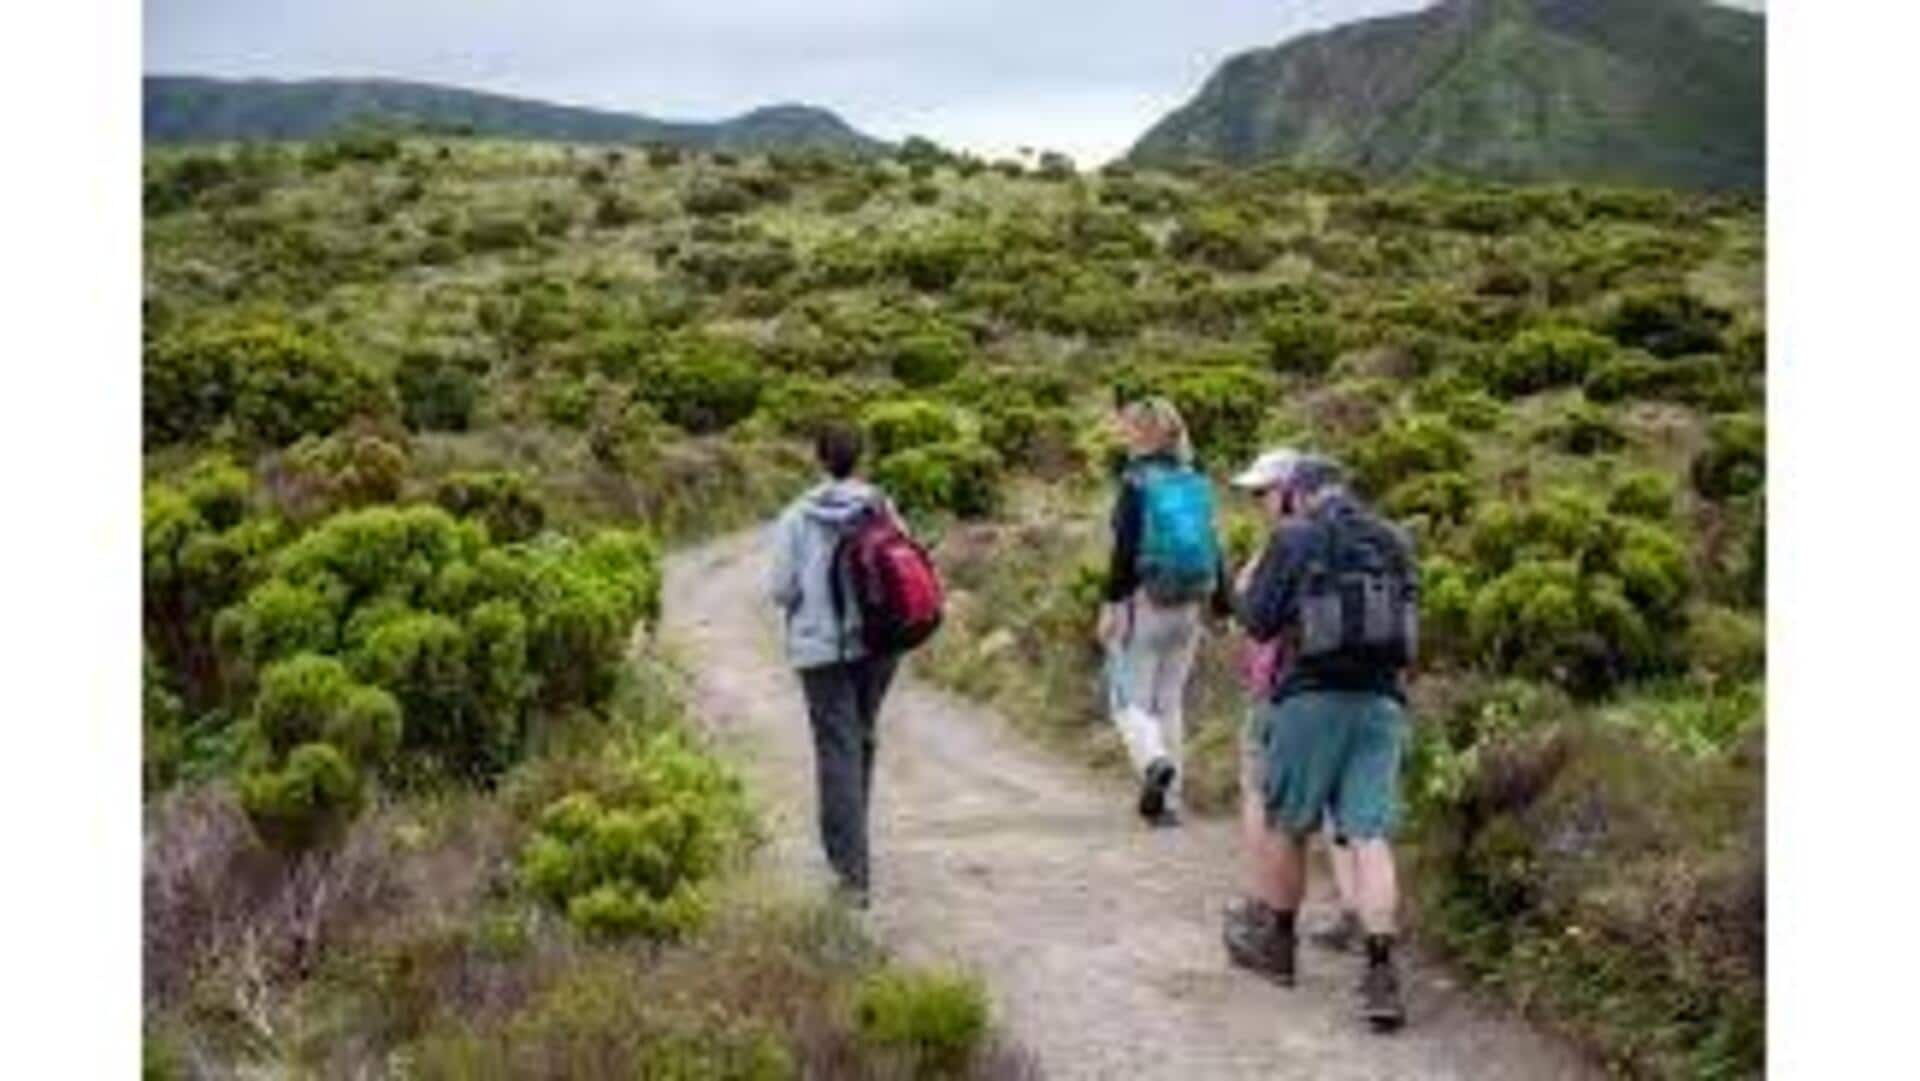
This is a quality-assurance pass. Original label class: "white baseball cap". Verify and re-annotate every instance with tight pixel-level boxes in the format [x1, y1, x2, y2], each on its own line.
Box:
[1230, 447, 1303, 491]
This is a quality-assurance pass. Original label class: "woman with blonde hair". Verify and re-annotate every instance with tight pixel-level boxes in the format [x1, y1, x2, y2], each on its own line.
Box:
[1096, 395, 1229, 827]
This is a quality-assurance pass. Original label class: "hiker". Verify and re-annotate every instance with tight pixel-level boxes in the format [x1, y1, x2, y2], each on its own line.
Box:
[1097, 396, 1230, 828]
[1221, 452, 1420, 1031]
[767, 423, 943, 908]
[1227, 449, 1366, 955]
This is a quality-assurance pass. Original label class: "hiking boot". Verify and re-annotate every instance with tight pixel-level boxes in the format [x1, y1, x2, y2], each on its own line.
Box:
[1310, 909, 1363, 953]
[1359, 961, 1406, 1031]
[831, 879, 871, 911]
[1223, 899, 1296, 987]
[1138, 758, 1176, 819]
[1146, 806, 1183, 829]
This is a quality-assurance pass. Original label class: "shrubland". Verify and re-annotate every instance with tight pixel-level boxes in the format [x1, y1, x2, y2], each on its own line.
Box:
[146, 133, 1763, 1078]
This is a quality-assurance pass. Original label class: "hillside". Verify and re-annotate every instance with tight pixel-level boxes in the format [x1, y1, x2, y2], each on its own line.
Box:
[143, 75, 887, 153]
[142, 134, 1764, 1077]
[1128, 0, 1765, 190]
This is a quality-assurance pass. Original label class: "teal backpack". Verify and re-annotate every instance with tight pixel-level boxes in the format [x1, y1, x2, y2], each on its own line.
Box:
[1133, 462, 1220, 604]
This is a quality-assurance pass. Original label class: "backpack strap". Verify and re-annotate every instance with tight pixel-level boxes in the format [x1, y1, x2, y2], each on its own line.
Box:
[828, 534, 851, 663]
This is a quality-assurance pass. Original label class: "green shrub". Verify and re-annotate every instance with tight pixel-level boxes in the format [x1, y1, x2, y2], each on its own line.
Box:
[886, 327, 969, 389]
[395, 347, 487, 432]
[1609, 471, 1677, 521]
[980, 404, 1082, 475]
[683, 179, 754, 217]
[1487, 326, 1615, 397]
[266, 431, 408, 523]
[1262, 311, 1345, 376]
[758, 377, 866, 438]
[1350, 414, 1472, 495]
[1692, 414, 1765, 500]
[213, 506, 661, 800]
[144, 314, 388, 448]
[1686, 604, 1766, 684]
[234, 653, 401, 847]
[884, 227, 991, 291]
[853, 968, 989, 1072]
[862, 400, 962, 458]
[873, 441, 1003, 518]
[1534, 401, 1628, 456]
[434, 471, 548, 543]
[1603, 286, 1731, 358]
[1168, 207, 1272, 272]
[637, 335, 766, 433]
[1383, 471, 1476, 529]
[519, 733, 749, 939]
[462, 214, 537, 255]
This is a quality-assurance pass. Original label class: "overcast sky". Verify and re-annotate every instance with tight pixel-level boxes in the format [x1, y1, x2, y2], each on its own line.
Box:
[146, 1, 1765, 166]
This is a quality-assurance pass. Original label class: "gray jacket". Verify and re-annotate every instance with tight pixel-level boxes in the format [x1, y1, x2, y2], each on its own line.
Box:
[767, 478, 887, 669]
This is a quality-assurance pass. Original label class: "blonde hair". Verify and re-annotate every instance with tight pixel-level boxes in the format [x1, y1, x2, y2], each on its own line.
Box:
[1121, 396, 1194, 465]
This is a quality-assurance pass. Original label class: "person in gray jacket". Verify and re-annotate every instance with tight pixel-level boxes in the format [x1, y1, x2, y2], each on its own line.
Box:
[766, 424, 901, 907]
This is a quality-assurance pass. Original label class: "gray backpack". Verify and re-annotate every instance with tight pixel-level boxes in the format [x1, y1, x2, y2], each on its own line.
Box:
[1295, 501, 1419, 669]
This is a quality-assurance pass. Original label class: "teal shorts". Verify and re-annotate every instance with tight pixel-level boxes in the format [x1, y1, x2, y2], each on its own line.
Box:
[1249, 691, 1409, 840]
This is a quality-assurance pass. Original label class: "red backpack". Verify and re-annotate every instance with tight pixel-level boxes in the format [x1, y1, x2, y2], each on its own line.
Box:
[831, 506, 944, 656]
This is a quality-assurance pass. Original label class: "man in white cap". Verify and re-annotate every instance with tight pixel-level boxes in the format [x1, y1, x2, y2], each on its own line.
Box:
[1221, 450, 1419, 1032]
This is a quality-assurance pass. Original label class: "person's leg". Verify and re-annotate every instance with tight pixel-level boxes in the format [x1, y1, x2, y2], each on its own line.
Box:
[799, 662, 869, 896]
[1311, 825, 1364, 952]
[1226, 698, 1324, 985]
[1331, 693, 1412, 1029]
[852, 651, 900, 808]
[1108, 604, 1170, 776]
[1148, 603, 1201, 815]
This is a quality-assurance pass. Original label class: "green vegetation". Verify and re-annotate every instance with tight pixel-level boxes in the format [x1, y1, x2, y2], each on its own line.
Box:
[1130, 0, 1764, 191]
[145, 127, 1763, 1077]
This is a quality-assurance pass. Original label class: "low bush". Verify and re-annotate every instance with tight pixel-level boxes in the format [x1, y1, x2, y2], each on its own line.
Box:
[144, 313, 390, 448]
[1692, 413, 1766, 501]
[1262, 311, 1346, 377]
[519, 732, 750, 939]
[1534, 401, 1628, 456]
[684, 179, 755, 217]
[434, 471, 549, 543]
[854, 968, 990, 1073]
[1603, 286, 1731, 358]
[862, 400, 962, 458]
[1485, 326, 1615, 397]
[265, 431, 409, 523]
[636, 335, 767, 434]
[886, 326, 970, 389]
[208, 506, 661, 830]
[1167, 207, 1272, 272]
[1349, 414, 1473, 495]
[1608, 470, 1678, 521]
[395, 347, 488, 432]
[873, 440, 1003, 518]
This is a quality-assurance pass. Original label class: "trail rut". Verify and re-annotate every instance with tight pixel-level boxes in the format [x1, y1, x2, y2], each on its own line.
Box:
[664, 530, 1595, 1081]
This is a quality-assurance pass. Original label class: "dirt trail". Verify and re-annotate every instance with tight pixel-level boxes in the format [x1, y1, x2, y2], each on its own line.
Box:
[664, 531, 1595, 1081]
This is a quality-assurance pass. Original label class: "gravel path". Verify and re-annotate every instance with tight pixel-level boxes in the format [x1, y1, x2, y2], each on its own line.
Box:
[664, 530, 1596, 1081]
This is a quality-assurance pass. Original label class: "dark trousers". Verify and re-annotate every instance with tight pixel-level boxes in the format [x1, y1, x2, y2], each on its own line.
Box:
[798, 652, 899, 892]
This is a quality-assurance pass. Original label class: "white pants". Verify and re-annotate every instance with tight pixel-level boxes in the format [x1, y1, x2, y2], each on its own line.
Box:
[1108, 596, 1202, 809]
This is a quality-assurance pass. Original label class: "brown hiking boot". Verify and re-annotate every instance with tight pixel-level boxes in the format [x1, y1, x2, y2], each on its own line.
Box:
[1223, 899, 1296, 987]
[1359, 961, 1406, 1031]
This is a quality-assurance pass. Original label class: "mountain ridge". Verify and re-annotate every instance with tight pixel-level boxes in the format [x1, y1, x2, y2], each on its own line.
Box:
[143, 75, 888, 154]
[1128, 0, 1764, 189]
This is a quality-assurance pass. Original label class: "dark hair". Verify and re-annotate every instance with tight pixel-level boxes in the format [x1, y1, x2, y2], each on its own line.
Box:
[814, 424, 862, 479]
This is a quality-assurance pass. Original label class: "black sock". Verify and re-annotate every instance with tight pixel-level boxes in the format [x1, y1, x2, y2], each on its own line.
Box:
[1364, 933, 1395, 967]
[1271, 907, 1297, 937]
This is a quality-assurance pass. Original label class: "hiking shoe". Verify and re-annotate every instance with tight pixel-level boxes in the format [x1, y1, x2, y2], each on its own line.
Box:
[1310, 909, 1363, 953]
[831, 880, 871, 911]
[1138, 758, 1176, 818]
[1223, 899, 1296, 987]
[1359, 962, 1406, 1031]
[1146, 806, 1183, 829]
